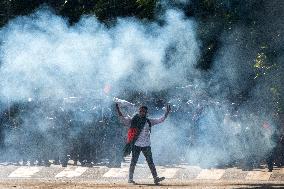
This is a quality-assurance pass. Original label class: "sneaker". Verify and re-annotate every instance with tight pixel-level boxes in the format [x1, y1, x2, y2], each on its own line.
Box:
[154, 177, 165, 185]
[128, 179, 136, 184]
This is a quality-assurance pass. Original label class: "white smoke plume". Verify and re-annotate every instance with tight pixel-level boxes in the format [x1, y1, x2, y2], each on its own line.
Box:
[0, 7, 201, 163]
[0, 3, 279, 168]
[0, 8, 199, 104]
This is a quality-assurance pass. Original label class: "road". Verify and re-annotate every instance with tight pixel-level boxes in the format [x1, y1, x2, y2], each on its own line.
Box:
[0, 162, 284, 188]
[1, 178, 284, 189]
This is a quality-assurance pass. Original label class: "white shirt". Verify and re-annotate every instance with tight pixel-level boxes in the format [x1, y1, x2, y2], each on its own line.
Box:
[119, 115, 166, 147]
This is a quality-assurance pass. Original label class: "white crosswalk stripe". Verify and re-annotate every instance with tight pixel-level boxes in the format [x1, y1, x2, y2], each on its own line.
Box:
[2, 165, 284, 181]
[9, 167, 41, 178]
[55, 167, 88, 178]
[161, 168, 179, 178]
[196, 169, 225, 180]
[245, 171, 272, 181]
[103, 167, 129, 178]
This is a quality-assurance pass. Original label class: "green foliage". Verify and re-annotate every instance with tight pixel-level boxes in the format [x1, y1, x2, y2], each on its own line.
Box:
[135, 0, 156, 19]
[0, 0, 157, 25]
[93, 0, 137, 21]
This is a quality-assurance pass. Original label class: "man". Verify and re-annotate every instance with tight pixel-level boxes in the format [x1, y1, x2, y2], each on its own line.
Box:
[116, 103, 170, 185]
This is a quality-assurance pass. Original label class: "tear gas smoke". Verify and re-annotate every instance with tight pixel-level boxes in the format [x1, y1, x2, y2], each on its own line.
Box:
[0, 2, 282, 167]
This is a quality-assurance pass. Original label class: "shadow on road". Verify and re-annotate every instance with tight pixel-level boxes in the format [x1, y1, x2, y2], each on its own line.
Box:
[132, 183, 284, 188]
[231, 183, 284, 189]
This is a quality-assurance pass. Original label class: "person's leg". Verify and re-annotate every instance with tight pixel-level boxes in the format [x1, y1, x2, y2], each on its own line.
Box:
[141, 146, 157, 178]
[142, 146, 165, 184]
[129, 145, 141, 183]
[267, 150, 274, 172]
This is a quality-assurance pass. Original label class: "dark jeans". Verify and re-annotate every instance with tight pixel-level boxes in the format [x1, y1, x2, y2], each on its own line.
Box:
[129, 145, 157, 180]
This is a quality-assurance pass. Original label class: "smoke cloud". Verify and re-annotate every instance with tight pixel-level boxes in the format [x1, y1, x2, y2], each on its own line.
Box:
[0, 7, 201, 164]
[0, 8, 199, 102]
[0, 1, 282, 168]
[151, 0, 283, 167]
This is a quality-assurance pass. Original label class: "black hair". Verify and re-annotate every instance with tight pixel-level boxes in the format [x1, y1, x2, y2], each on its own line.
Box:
[140, 106, 148, 111]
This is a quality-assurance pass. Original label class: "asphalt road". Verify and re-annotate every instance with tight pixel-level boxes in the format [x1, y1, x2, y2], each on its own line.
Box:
[1, 179, 284, 189]
[0, 162, 284, 188]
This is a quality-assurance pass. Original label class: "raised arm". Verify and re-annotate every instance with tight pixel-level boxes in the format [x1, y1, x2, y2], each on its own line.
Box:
[149, 104, 171, 126]
[116, 103, 131, 127]
[116, 103, 123, 116]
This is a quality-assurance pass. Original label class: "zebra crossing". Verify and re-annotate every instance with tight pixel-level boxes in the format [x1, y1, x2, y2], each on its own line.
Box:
[55, 167, 88, 178]
[2, 164, 283, 181]
[8, 167, 41, 178]
[196, 169, 226, 180]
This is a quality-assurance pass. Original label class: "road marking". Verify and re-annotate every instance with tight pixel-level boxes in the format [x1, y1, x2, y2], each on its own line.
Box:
[9, 167, 41, 178]
[160, 168, 179, 178]
[55, 167, 88, 178]
[245, 171, 272, 181]
[103, 167, 129, 178]
[196, 169, 225, 180]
